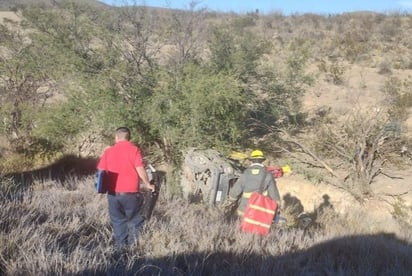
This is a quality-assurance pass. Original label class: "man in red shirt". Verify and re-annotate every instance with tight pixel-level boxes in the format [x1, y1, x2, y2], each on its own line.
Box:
[97, 127, 155, 248]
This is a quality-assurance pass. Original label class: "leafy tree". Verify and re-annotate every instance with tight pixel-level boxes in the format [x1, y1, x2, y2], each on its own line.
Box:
[0, 23, 53, 155]
[209, 24, 270, 82]
[262, 42, 313, 120]
[208, 23, 313, 147]
[143, 63, 246, 163]
[1, 2, 313, 168]
[21, 2, 148, 154]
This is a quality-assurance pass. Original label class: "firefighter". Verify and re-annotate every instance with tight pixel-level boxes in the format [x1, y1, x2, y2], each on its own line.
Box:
[225, 150, 281, 217]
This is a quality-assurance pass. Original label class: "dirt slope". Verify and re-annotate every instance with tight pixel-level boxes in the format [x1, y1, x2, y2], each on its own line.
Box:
[285, 62, 412, 234]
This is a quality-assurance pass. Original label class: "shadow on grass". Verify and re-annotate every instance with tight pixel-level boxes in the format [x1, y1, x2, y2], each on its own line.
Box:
[0, 155, 98, 200]
[78, 232, 412, 275]
[1, 154, 98, 184]
[282, 192, 336, 230]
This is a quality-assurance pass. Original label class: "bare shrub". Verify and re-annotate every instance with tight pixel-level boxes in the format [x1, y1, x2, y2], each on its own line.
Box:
[270, 102, 405, 200]
[382, 76, 412, 121]
[313, 106, 399, 194]
[378, 58, 393, 75]
[318, 58, 346, 85]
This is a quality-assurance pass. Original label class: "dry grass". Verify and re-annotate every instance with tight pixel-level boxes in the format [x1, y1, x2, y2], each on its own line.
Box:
[1, 177, 412, 275]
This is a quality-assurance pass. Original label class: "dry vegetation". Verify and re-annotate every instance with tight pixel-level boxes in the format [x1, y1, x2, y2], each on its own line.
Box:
[1, 1, 412, 275]
[1, 177, 412, 275]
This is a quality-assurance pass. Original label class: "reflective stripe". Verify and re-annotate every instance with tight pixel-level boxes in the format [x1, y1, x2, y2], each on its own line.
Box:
[242, 191, 268, 199]
[249, 204, 276, 215]
[243, 218, 271, 229]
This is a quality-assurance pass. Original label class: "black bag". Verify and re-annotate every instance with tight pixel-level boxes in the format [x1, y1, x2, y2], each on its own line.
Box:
[141, 169, 162, 220]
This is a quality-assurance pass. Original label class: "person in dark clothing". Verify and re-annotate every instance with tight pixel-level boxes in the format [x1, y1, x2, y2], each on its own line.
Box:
[227, 150, 281, 217]
[97, 127, 154, 248]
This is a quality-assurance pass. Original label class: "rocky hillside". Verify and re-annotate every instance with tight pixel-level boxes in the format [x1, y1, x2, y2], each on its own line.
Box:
[0, 0, 107, 10]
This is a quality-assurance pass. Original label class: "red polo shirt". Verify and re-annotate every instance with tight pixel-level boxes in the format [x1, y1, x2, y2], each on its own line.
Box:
[97, 140, 144, 193]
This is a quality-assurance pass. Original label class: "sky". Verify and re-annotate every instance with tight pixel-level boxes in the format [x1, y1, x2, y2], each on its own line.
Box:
[99, 0, 412, 14]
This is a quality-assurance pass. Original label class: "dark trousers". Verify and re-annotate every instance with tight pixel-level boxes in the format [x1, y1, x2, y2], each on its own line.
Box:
[107, 193, 144, 247]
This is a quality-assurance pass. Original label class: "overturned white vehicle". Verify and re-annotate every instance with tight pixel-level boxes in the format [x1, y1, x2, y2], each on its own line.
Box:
[180, 148, 243, 205]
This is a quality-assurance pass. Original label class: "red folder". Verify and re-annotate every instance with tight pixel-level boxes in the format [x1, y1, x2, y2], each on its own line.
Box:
[240, 192, 278, 235]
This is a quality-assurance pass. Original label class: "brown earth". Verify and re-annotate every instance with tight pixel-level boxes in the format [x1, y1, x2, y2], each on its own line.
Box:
[277, 173, 409, 234]
[279, 62, 412, 234]
[0, 11, 21, 23]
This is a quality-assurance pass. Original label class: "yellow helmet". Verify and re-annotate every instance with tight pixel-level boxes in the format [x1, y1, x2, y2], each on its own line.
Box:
[229, 151, 248, 161]
[250, 149, 265, 159]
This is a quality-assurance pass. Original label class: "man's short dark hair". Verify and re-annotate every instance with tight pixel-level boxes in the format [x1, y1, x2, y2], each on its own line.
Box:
[116, 127, 131, 140]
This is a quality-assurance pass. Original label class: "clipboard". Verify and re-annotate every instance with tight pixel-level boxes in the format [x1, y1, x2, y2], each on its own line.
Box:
[95, 170, 108, 193]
